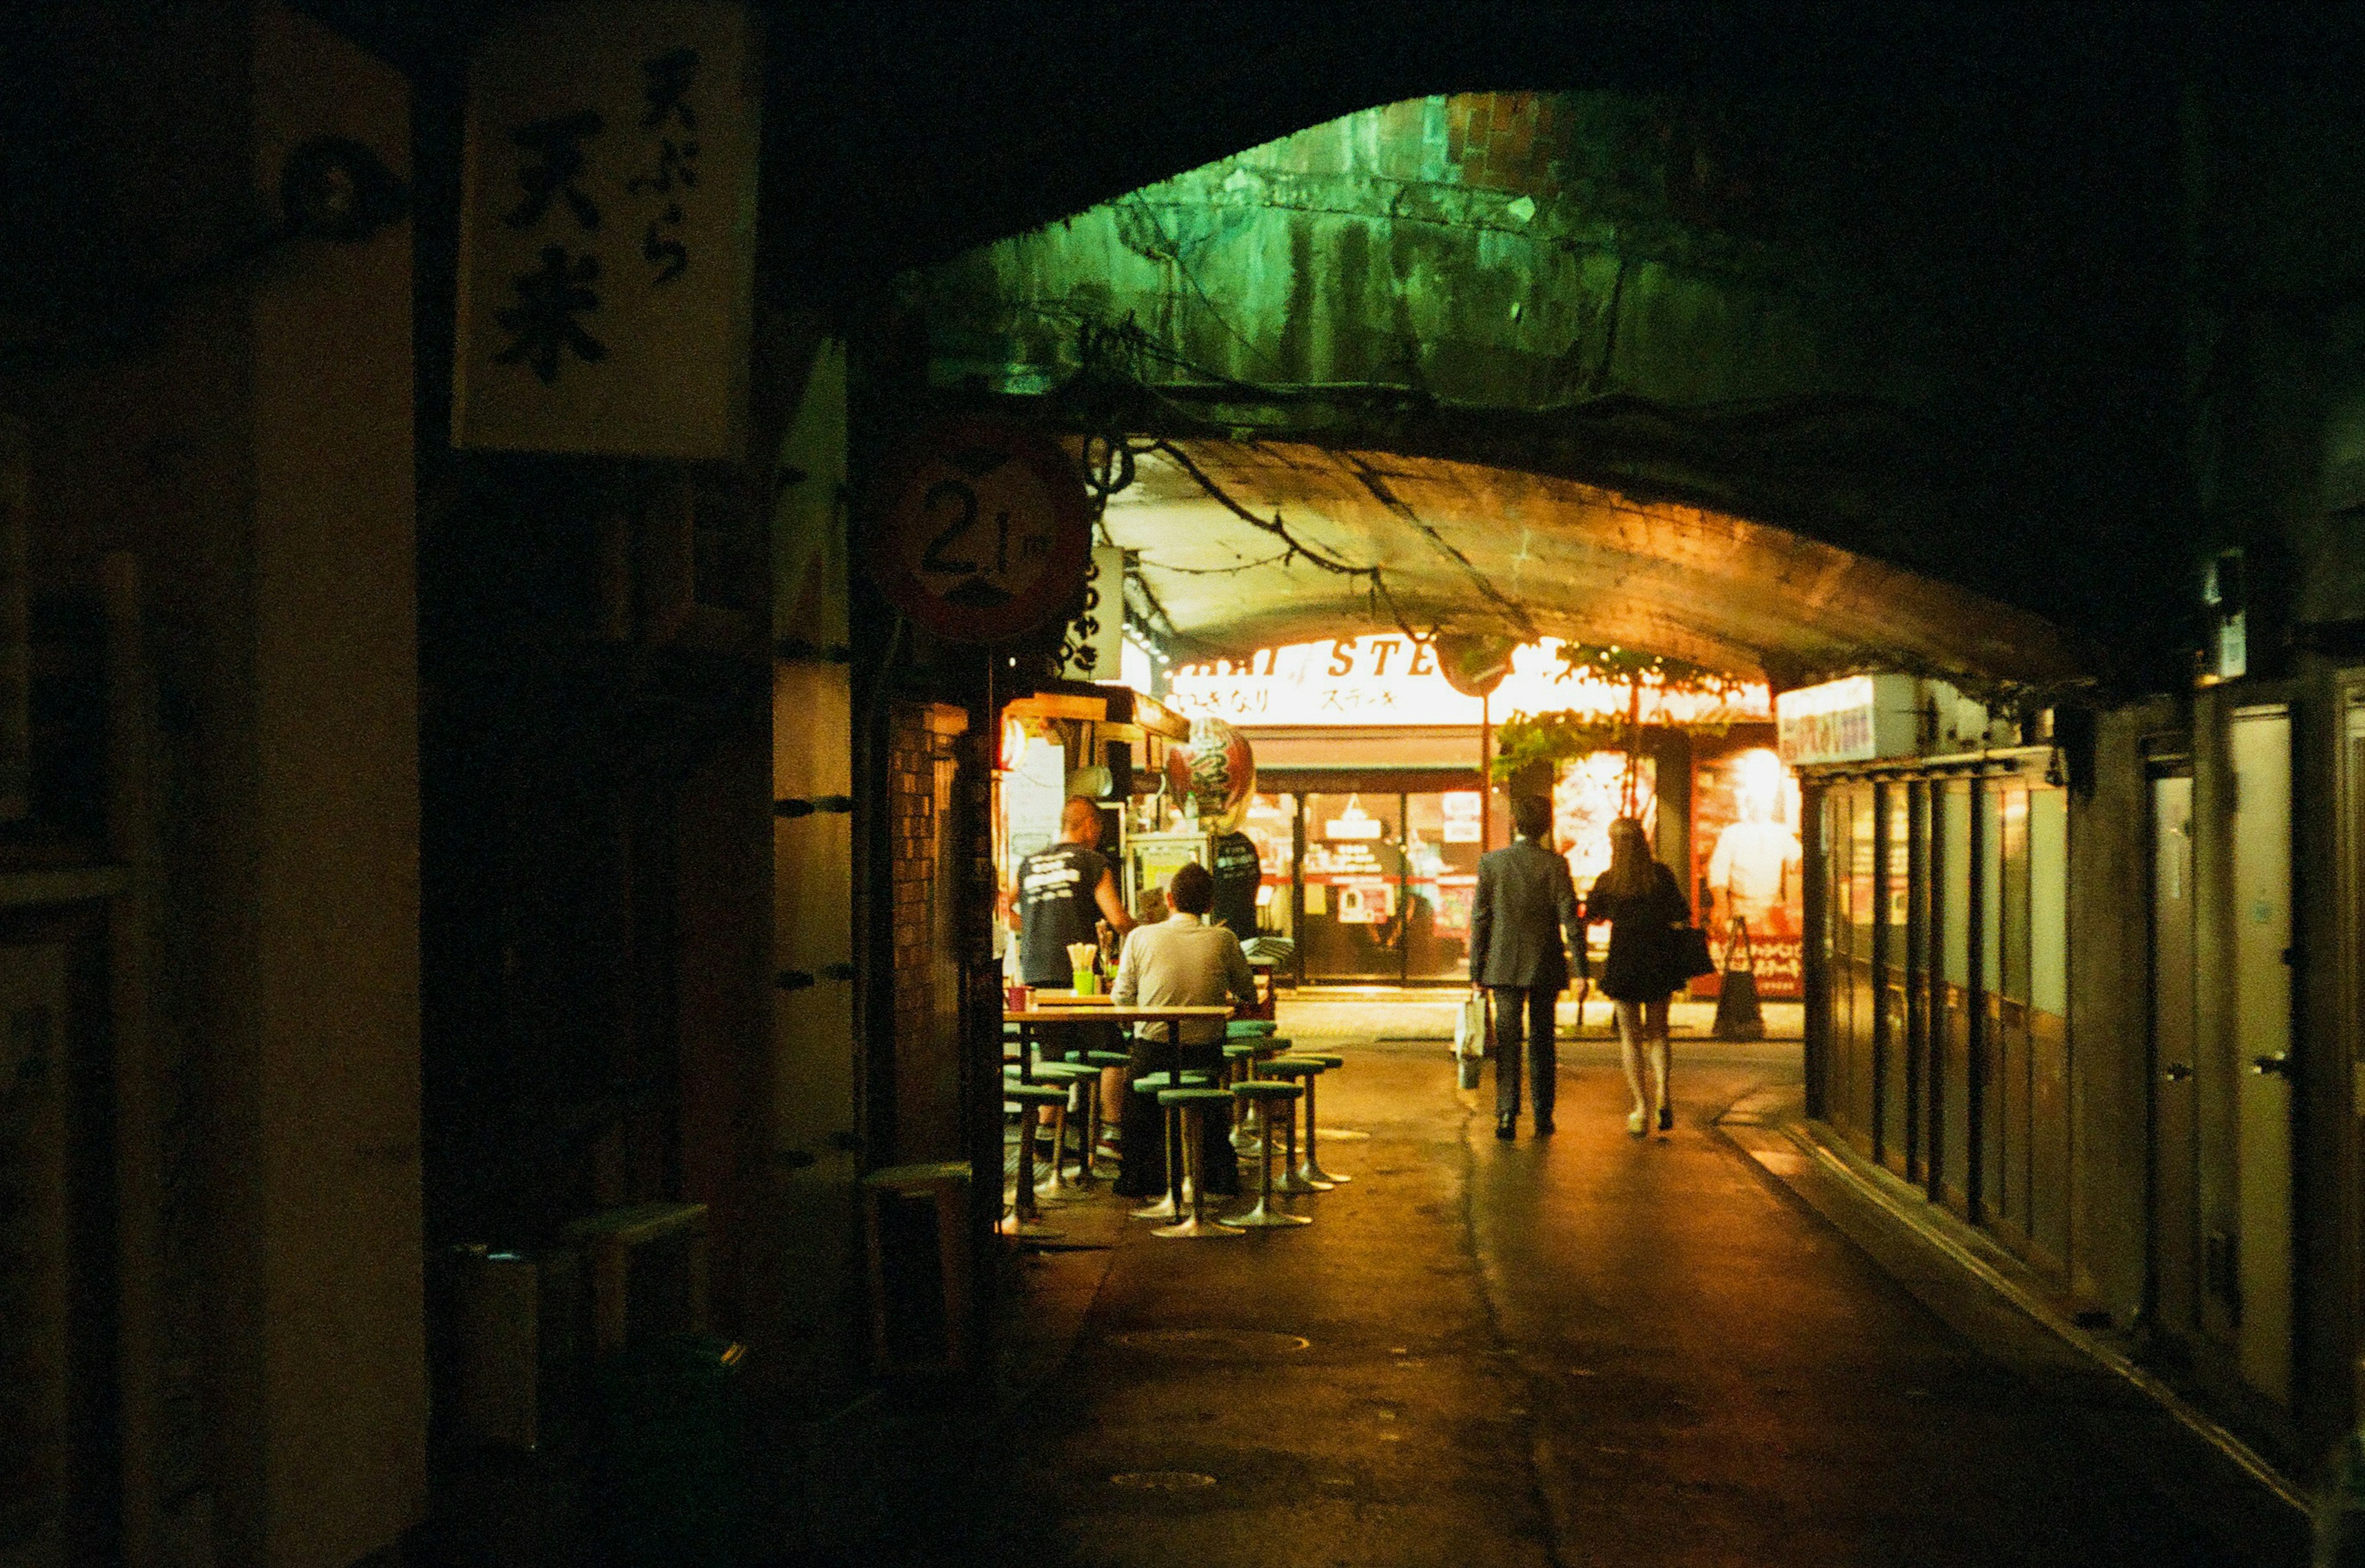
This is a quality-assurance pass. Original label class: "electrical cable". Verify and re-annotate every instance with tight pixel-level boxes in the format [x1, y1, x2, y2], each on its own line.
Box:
[1123, 193, 1292, 380]
[1124, 437, 1442, 650]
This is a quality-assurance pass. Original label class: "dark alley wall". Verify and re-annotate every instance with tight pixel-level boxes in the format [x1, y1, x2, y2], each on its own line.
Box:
[2, 6, 426, 1564]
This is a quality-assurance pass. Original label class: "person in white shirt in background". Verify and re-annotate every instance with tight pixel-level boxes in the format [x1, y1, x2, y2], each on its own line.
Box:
[1110, 860, 1253, 1198]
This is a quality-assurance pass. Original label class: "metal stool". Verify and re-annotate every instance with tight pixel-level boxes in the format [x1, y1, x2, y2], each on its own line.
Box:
[1028, 1061, 1097, 1198]
[1279, 1053, 1350, 1186]
[1226, 1080, 1310, 1227]
[1263, 1060, 1332, 1194]
[1226, 1045, 1260, 1148]
[1000, 1083, 1068, 1239]
[1230, 1037, 1292, 1153]
[1226, 1019, 1277, 1040]
[1070, 1049, 1133, 1177]
[1152, 1088, 1243, 1239]
[1129, 1070, 1211, 1221]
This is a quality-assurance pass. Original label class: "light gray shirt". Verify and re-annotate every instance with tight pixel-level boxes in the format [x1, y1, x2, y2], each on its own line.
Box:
[1112, 911, 1256, 1046]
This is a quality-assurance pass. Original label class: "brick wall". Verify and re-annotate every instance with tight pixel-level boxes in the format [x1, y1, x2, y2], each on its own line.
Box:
[887, 701, 969, 1160]
[1444, 92, 1574, 197]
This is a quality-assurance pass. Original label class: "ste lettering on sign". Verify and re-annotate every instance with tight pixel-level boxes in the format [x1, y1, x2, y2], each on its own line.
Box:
[453, 1, 759, 459]
[867, 420, 1093, 643]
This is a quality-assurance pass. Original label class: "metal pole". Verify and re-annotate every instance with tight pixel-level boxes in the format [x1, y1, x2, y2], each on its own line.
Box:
[1480, 691, 1493, 847]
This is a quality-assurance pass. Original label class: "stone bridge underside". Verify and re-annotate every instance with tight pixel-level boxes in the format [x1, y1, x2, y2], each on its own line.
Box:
[1102, 440, 2087, 685]
[928, 90, 2176, 687]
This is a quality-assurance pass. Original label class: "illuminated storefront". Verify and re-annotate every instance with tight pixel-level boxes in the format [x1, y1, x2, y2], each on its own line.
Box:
[1170, 636, 1792, 988]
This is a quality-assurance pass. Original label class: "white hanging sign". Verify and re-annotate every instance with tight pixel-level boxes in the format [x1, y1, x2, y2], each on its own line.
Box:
[453, 1, 761, 459]
[1060, 545, 1127, 681]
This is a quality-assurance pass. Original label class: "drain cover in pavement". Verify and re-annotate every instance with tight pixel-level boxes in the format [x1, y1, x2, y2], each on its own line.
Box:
[1112, 1328, 1311, 1359]
[1110, 1471, 1218, 1492]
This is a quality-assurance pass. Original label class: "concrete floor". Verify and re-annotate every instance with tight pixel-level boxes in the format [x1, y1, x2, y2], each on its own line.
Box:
[912, 1011, 2239, 1567]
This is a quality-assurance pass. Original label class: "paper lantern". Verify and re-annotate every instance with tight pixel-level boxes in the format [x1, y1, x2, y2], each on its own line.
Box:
[1166, 716, 1256, 832]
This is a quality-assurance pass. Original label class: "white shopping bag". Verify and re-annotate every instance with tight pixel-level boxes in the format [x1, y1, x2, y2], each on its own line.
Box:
[1454, 991, 1489, 1090]
[1453, 992, 1489, 1059]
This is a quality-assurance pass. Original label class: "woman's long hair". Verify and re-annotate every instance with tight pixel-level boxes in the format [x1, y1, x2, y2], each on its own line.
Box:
[1591, 815, 1658, 901]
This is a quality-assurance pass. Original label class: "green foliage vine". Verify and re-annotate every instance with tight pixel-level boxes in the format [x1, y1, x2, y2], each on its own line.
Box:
[1489, 643, 1754, 782]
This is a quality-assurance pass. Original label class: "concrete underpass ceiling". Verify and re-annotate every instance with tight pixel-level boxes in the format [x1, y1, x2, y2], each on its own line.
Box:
[1106, 441, 2090, 688]
[928, 87, 2165, 685]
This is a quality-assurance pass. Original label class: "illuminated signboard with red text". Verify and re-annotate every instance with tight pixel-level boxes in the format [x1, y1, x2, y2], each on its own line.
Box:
[1170, 637, 1770, 729]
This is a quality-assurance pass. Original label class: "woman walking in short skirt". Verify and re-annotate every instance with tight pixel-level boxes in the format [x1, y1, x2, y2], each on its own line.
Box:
[1583, 816, 1692, 1136]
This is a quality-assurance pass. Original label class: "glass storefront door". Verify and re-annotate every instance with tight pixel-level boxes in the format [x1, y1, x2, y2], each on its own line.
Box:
[1301, 792, 1405, 980]
[1277, 787, 1487, 984]
[1405, 790, 1484, 979]
[1237, 791, 1298, 947]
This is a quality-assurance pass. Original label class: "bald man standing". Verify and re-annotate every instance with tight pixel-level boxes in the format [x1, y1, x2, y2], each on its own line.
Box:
[1016, 797, 1137, 1152]
[1016, 796, 1135, 987]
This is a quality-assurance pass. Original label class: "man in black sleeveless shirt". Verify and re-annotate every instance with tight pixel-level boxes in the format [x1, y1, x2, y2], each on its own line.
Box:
[1017, 797, 1134, 985]
[1016, 798, 1136, 1152]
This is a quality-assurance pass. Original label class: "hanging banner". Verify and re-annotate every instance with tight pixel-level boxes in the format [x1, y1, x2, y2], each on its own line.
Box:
[453, 1, 761, 459]
[772, 339, 849, 652]
[1059, 544, 1126, 681]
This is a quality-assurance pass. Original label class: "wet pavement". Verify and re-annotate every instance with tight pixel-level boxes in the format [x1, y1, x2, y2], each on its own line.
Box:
[902, 1024, 2239, 1567]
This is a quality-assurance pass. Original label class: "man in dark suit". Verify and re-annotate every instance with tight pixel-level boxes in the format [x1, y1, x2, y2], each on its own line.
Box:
[1468, 793, 1584, 1139]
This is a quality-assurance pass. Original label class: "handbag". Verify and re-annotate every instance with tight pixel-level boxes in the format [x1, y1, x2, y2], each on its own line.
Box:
[1672, 923, 1717, 982]
[1711, 918, 1766, 1040]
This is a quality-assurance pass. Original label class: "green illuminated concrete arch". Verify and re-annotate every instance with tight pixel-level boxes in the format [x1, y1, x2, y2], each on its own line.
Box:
[923, 92, 2095, 684]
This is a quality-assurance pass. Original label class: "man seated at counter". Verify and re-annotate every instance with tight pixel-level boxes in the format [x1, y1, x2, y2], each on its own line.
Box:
[1110, 860, 1253, 1200]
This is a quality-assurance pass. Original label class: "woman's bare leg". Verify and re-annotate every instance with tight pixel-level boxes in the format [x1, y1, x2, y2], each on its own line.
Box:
[1614, 999, 1650, 1125]
[1647, 996, 1673, 1123]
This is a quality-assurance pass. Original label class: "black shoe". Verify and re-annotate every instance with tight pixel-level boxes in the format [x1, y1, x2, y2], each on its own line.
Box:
[1535, 1113, 1555, 1136]
[1657, 1105, 1673, 1132]
[1495, 1114, 1516, 1140]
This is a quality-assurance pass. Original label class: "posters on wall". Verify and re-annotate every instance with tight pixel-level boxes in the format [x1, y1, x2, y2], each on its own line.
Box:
[1690, 743, 1804, 998]
[1428, 870, 1478, 938]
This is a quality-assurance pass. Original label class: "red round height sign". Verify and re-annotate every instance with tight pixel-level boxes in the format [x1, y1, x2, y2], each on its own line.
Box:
[867, 418, 1094, 644]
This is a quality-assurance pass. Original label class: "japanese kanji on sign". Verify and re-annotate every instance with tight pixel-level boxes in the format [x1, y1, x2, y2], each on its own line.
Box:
[453, 1, 759, 459]
[866, 420, 1094, 644]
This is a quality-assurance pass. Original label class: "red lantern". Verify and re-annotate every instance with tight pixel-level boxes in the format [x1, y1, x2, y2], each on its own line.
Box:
[1166, 716, 1256, 831]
